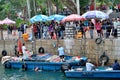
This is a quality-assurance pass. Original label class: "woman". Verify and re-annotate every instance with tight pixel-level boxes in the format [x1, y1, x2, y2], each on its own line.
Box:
[95, 20, 102, 38]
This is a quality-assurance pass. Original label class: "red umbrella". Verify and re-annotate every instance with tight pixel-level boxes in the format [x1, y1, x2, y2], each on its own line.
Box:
[17, 39, 22, 54]
[61, 14, 86, 22]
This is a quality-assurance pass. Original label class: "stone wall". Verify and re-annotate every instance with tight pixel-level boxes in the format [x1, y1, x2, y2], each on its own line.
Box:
[0, 38, 119, 65]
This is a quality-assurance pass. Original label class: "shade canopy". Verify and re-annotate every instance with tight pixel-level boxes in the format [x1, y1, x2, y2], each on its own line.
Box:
[30, 14, 48, 23]
[61, 14, 86, 22]
[82, 10, 109, 19]
[2, 18, 16, 25]
[0, 21, 3, 25]
[48, 14, 66, 21]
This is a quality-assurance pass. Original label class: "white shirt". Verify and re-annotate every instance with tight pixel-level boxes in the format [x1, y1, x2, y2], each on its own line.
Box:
[22, 46, 27, 59]
[22, 46, 26, 54]
[86, 62, 94, 71]
[58, 47, 64, 56]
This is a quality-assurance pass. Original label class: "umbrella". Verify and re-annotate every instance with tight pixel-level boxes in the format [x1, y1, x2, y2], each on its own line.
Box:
[82, 10, 109, 19]
[61, 14, 85, 22]
[30, 14, 48, 23]
[2, 18, 16, 25]
[0, 21, 3, 24]
[48, 14, 66, 21]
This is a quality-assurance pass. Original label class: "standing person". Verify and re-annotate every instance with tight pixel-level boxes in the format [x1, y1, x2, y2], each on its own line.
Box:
[22, 43, 27, 59]
[80, 21, 86, 39]
[57, 44, 65, 62]
[112, 59, 120, 70]
[86, 59, 95, 71]
[89, 20, 94, 39]
[95, 20, 102, 38]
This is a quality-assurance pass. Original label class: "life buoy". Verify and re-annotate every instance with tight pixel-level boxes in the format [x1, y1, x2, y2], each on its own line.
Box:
[38, 47, 44, 54]
[22, 63, 27, 71]
[99, 52, 109, 65]
[95, 38, 102, 44]
[2, 50, 7, 56]
[4, 61, 11, 69]
[61, 63, 71, 72]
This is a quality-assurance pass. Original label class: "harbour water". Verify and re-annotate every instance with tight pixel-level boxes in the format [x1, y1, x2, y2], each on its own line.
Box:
[0, 64, 114, 80]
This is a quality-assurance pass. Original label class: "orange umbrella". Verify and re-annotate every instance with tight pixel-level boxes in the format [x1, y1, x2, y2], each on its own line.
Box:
[61, 14, 86, 22]
[17, 39, 22, 54]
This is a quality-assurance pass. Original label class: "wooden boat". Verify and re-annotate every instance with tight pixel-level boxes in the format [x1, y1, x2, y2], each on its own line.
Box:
[1, 53, 87, 71]
[64, 66, 120, 78]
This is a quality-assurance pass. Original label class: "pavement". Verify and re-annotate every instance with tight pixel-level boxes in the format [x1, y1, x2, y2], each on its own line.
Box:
[0, 27, 115, 40]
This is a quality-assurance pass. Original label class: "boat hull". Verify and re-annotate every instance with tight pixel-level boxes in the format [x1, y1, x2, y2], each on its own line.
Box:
[6, 61, 78, 71]
[65, 70, 120, 78]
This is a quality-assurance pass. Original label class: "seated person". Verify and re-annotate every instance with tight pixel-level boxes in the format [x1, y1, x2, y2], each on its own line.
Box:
[112, 59, 120, 70]
[86, 59, 95, 71]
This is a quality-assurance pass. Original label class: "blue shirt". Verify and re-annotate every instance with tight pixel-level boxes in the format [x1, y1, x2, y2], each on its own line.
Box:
[58, 47, 64, 56]
[112, 62, 120, 70]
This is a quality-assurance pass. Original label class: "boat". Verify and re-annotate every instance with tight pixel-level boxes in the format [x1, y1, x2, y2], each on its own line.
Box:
[64, 66, 120, 79]
[1, 53, 87, 71]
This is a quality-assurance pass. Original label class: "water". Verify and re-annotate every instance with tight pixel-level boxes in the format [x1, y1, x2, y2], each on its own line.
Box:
[0, 64, 113, 80]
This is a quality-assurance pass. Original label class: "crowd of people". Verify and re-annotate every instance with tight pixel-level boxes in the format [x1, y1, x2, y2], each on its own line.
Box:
[5, 17, 120, 41]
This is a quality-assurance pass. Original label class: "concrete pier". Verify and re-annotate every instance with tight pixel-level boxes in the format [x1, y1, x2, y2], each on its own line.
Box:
[0, 38, 119, 65]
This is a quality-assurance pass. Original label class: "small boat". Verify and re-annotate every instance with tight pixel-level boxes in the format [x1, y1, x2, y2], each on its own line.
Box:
[64, 66, 120, 78]
[1, 53, 87, 71]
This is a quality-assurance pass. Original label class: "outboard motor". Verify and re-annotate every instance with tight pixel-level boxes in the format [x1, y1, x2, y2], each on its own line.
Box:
[61, 63, 71, 72]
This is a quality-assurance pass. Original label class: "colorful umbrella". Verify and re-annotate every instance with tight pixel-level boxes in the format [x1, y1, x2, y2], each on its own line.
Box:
[30, 14, 48, 23]
[82, 10, 109, 19]
[48, 14, 66, 21]
[61, 14, 85, 22]
[2, 18, 16, 25]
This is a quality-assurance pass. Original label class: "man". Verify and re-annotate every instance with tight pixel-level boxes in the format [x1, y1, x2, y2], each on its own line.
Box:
[57, 44, 65, 62]
[86, 59, 95, 71]
[112, 59, 120, 70]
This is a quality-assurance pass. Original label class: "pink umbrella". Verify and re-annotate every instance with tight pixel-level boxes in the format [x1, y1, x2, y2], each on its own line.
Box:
[61, 14, 86, 22]
[2, 18, 16, 25]
[0, 21, 3, 24]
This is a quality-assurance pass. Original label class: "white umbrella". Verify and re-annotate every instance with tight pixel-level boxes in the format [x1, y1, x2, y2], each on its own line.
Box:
[82, 10, 109, 19]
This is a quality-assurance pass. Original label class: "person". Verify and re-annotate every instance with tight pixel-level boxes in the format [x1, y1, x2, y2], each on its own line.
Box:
[112, 59, 120, 70]
[22, 43, 27, 59]
[86, 59, 95, 71]
[57, 44, 65, 62]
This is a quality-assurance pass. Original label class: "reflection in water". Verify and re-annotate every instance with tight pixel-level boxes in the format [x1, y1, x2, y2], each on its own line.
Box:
[0, 64, 114, 80]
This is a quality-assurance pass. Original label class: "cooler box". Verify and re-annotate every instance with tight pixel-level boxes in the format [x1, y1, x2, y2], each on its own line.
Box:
[22, 33, 29, 41]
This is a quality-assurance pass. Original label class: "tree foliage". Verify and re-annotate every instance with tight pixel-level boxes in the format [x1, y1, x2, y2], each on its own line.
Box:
[0, 0, 119, 20]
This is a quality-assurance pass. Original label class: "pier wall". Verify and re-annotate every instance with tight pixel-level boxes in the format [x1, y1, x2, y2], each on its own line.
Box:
[0, 39, 119, 65]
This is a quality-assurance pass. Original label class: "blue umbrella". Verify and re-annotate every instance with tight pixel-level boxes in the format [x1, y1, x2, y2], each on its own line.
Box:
[48, 14, 66, 21]
[30, 14, 48, 23]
